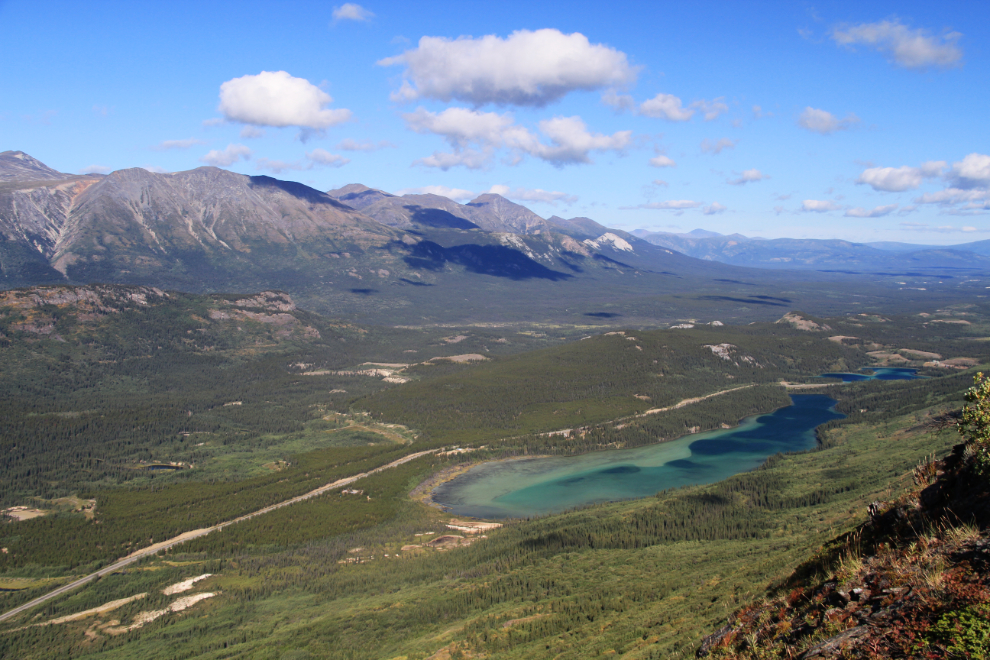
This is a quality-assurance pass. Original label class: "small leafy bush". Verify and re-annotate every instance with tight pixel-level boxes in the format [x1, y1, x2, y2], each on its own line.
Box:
[925, 604, 990, 659]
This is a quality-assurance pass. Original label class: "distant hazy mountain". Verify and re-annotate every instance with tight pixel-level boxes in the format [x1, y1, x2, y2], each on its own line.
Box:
[864, 241, 941, 252]
[633, 229, 990, 271]
[953, 240, 990, 257]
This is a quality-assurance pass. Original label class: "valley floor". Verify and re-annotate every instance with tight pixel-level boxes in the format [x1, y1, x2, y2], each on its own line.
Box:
[0, 402, 964, 659]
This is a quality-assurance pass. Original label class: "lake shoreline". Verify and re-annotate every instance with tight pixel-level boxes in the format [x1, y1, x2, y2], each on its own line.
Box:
[416, 396, 808, 515]
[427, 394, 845, 519]
[412, 455, 551, 513]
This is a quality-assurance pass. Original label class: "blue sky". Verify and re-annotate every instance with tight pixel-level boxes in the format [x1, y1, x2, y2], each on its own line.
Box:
[2, 0, 988, 243]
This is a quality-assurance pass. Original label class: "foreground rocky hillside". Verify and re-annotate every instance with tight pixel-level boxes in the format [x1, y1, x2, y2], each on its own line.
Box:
[698, 384, 990, 659]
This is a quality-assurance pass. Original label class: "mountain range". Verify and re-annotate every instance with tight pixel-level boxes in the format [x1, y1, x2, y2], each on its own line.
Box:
[632, 228, 990, 271]
[1, 150, 986, 324]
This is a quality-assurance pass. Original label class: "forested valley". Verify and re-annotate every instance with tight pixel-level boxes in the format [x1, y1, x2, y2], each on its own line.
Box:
[1, 284, 988, 658]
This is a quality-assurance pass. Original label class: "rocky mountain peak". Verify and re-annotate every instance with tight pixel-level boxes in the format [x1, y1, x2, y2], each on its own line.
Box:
[467, 193, 547, 234]
[546, 215, 610, 240]
[0, 151, 72, 182]
[326, 183, 395, 211]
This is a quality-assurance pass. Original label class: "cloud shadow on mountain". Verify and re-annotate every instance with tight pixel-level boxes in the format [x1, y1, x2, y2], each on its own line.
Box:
[406, 206, 479, 230]
[249, 176, 353, 209]
[403, 241, 572, 281]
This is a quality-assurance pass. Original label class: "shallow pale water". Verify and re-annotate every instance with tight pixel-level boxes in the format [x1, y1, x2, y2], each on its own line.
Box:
[432, 394, 845, 519]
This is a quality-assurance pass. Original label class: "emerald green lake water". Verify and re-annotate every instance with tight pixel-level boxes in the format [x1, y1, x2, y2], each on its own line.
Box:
[432, 394, 844, 519]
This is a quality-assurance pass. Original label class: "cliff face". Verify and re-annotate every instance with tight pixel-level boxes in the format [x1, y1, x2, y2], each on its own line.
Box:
[0, 152, 104, 286]
[698, 425, 990, 659]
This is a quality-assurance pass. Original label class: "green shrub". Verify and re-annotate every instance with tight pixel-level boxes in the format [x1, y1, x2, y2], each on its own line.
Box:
[925, 604, 990, 659]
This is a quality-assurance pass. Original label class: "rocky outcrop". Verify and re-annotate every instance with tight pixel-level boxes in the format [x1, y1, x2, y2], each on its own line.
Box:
[697, 436, 990, 659]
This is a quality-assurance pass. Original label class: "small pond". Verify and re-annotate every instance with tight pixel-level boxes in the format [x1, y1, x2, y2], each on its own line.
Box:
[432, 394, 844, 519]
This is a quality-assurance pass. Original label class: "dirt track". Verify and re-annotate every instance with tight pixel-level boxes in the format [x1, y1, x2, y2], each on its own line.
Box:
[0, 448, 439, 624]
[632, 384, 757, 418]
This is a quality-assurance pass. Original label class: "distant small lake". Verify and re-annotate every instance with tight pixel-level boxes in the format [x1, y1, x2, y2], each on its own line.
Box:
[819, 367, 919, 382]
[432, 394, 844, 519]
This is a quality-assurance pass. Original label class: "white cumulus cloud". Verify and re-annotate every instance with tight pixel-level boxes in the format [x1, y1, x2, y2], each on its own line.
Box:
[857, 161, 945, 192]
[405, 107, 631, 169]
[218, 71, 352, 130]
[415, 150, 493, 171]
[948, 153, 990, 189]
[332, 3, 373, 23]
[529, 116, 632, 166]
[639, 94, 727, 121]
[649, 155, 676, 168]
[639, 93, 694, 121]
[728, 169, 768, 185]
[379, 29, 636, 107]
[79, 164, 112, 175]
[845, 204, 899, 218]
[200, 144, 252, 167]
[703, 202, 727, 215]
[831, 19, 963, 69]
[603, 90, 635, 112]
[801, 200, 841, 212]
[904, 154, 990, 214]
[692, 98, 729, 121]
[486, 184, 577, 205]
[915, 188, 988, 205]
[798, 107, 859, 135]
[404, 107, 519, 148]
[306, 149, 350, 167]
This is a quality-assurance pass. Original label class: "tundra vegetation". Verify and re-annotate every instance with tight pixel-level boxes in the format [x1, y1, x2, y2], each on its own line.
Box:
[0, 285, 987, 658]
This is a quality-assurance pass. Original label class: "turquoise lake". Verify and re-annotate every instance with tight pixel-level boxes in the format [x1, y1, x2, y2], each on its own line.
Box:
[432, 394, 845, 519]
